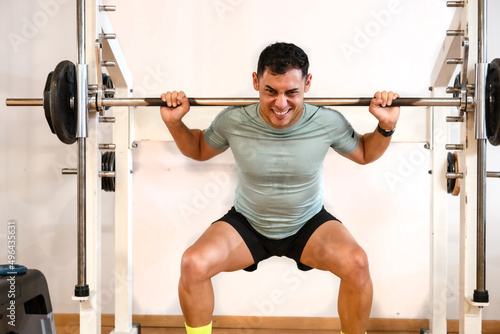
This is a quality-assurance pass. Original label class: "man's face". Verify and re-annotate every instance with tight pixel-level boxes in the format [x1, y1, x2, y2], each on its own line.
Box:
[253, 68, 312, 129]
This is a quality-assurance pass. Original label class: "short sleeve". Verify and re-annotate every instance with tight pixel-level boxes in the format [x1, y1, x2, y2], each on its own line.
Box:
[327, 109, 360, 155]
[204, 108, 231, 150]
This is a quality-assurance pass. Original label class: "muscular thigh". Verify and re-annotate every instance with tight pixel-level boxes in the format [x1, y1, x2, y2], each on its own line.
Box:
[300, 220, 362, 276]
[186, 221, 255, 275]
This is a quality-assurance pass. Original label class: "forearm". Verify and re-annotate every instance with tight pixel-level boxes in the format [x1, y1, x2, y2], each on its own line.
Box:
[359, 126, 393, 164]
[165, 120, 204, 160]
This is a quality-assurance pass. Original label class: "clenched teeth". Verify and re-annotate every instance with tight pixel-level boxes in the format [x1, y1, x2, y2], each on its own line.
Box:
[273, 109, 290, 116]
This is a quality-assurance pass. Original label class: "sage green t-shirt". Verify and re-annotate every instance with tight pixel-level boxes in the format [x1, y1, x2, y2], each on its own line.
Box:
[204, 103, 359, 239]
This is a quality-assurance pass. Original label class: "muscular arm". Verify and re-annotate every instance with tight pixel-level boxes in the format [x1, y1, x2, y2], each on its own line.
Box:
[166, 123, 225, 161]
[161, 91, 226, 161]
[341, 126, 393, 165]
[341, 91, 400, 165]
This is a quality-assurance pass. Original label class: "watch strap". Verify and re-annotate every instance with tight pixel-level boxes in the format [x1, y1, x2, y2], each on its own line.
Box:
[377, 124, 395, 137]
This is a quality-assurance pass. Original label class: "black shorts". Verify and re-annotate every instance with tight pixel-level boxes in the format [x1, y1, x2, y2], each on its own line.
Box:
[214, 206, 340, 272]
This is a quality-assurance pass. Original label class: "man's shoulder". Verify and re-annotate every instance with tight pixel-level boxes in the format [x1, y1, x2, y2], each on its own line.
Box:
[215, 103, 259, 122]
[303, 103, 344, 121]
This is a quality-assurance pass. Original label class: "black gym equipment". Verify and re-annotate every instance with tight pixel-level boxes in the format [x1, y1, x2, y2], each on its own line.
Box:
[447, 152, 456, 194]
[43, 72, 55, 135]
[0, 268, 56, 334]
[486, 58, 500, 145]
[446, 152, 461, 196]
[102, 73, 114, 98]
[49, 60, 78, 145]
[101, 151, 115, 192]
[40, 65, 116, 144]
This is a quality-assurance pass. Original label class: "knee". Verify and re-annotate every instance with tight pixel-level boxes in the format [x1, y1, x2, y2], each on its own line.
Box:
[180, 247, 213, 285]
[339, 246, 370, 285]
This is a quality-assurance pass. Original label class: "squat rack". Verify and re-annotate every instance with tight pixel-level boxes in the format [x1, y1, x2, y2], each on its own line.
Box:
[4, 0, 495, 333]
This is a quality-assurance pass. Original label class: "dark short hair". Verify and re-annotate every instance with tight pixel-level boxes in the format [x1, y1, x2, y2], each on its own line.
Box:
[256, 42, 309, 79]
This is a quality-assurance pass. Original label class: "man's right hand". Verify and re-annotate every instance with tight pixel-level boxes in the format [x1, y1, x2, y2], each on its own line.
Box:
[160, 90, 190, 124]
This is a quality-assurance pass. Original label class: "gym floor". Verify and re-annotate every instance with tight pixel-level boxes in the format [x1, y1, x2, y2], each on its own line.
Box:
[56, 329, 432, 334]
[53, 326, 482, 334]
[52, 315, 500, 334]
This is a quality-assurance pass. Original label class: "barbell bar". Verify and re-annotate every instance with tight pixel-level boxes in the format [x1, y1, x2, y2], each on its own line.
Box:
[6, 96, 464, 108]
[5, 56, 500, 148]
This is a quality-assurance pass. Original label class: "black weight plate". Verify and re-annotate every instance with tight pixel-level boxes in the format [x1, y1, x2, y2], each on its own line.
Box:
[106, 152, 112, 192]
[104, 152, 111, 192]
[43, 71, 56, 134]
[447, 152, 456, 194]
[100, 153, 105, 191]
[109, 151, 115, 192]
[106, 151, 113, 192]
[102, 152, 108, 191]
[102, 74, 114, 111]
[453, 72, 461, 98]
[101, 152, 108, 191]
[102, 73, 115, 98]
[486, 58, 500, 146]
[50, 60, 77, 144]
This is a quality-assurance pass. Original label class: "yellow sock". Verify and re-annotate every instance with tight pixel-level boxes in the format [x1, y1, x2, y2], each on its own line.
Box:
[185, 322, 212, 334]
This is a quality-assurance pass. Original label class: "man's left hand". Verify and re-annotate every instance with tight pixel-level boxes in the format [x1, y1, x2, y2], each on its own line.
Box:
[369, 91, 400, 130]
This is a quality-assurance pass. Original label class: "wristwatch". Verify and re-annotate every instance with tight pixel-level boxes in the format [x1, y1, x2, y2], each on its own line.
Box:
[377, 124, 395, 137]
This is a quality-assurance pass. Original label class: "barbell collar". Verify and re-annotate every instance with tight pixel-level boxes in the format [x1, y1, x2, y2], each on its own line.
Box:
[475, 63, 489, 139]
[76, 64, 88, 138]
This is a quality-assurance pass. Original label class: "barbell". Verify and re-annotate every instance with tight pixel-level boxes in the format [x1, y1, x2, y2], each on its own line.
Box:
[5, 59, 500, 145]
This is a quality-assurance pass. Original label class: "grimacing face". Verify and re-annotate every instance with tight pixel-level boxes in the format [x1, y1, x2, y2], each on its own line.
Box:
[252, 68, 312, 129]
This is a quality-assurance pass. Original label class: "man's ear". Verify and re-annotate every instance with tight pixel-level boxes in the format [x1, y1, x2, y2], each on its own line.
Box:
[304, 73, 312, 93]
[252, 72, 259, 91]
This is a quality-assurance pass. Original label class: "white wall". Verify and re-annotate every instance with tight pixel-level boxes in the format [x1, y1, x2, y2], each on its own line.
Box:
[1, 0, 499, 321]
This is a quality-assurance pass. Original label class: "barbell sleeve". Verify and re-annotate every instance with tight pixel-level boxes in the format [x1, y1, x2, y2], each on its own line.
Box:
[6, 98, 44, 106]
[6, 96, 463, 107]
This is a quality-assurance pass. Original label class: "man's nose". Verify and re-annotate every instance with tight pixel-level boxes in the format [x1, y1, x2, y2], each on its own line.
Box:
[275, 95, 288, 109]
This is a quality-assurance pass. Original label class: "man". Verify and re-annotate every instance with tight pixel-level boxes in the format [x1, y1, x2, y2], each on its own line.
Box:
[160, 42, 400, 334]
